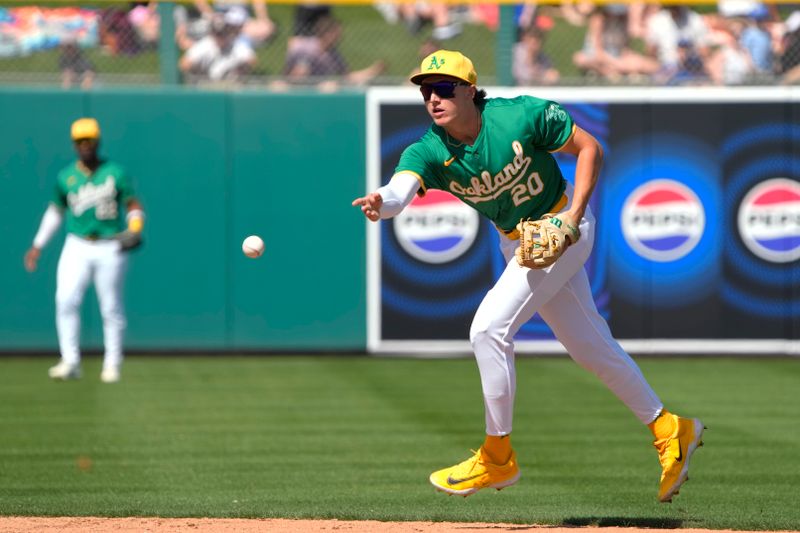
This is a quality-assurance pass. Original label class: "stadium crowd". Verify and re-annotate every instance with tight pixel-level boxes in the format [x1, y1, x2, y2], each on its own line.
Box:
[0, 0, 799, 87]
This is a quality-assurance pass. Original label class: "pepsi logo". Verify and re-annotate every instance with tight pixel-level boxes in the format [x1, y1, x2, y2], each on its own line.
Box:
[621, 179, 705, 262]
[737, 178, 800, 263]
[393, 189, 479, 264]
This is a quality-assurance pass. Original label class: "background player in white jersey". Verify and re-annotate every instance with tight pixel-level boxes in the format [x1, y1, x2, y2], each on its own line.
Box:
[24, 118, 145, 384]
[353, 50, 705, 503]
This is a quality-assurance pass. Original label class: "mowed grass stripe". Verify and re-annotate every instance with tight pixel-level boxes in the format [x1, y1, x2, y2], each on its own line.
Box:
[0, 356, 797, 529]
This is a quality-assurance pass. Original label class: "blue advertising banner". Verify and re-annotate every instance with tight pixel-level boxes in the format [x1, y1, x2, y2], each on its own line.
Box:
[606, 103, 800, 341]
[366, 88, 799, 355]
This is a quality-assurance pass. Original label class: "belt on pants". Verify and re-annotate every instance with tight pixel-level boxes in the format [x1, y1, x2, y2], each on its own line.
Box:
[78, 233, 113, 242]
[497, 192, 568, 241]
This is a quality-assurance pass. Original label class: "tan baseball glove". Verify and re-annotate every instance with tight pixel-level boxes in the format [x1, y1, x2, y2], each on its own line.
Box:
[515, 214, 580, 269]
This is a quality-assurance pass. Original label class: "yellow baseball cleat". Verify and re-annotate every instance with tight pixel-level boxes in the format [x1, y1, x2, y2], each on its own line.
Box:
[654, 415, 705, 503]
[429, 447, 520, 496]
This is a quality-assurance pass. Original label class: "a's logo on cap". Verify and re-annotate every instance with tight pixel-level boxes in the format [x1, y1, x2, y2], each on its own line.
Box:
[427, 56, 446, 71]
[621, 179, 705, 262]
[394, 189, 479, 263]
[737, 178, 800, 263]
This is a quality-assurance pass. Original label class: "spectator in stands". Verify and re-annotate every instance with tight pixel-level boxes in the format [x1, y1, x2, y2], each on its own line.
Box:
[179, 7, 257, 84]
[175, 1, 209, 50]
[287, 4, 332, 54]
[277, 15, 385, 91]
[399, 2, 462, 40]
[515, 1, 541, 32]
[707, 16, 755, 84]
[740, 6, 775, 76]
[646, 5, 711, 84]
[778, 11, 800, 84]
[59, 39, 95, 90]
[626, 1, 657, 40]
[572, 4, 659, 83]
[128, 2, 160, 50]
[666, 38, 711, 86]
[193, 0, 276, 47]
[99, 5, 141, 55]
[559, 0, 594, 27]
[513, 25, 560, 86]
[176, 0, 275, 50]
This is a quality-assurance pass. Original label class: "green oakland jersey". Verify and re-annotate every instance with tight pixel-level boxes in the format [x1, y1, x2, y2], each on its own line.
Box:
[52, 160, 134, 238]
[395, 96, 574, 232]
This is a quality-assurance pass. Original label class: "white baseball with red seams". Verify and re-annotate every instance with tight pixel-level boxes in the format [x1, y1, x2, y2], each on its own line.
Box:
[242, 235, 264, 258]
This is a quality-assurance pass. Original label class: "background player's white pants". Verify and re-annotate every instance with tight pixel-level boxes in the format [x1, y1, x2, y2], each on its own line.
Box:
[56, 234, 128, 370]
[470, 185, 662, 436]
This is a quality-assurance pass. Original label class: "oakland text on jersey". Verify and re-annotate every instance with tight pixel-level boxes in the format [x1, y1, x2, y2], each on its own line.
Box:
[67, 176, 118, 218]
[449, 140, 543, 206]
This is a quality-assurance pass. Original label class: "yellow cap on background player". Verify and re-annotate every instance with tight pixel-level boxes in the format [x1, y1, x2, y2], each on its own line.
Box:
[410, 50, 477, 86]
[71, 118, 101, 140]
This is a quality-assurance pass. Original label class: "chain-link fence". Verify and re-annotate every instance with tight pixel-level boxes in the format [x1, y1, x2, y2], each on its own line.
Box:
[1, 1, 799, 88]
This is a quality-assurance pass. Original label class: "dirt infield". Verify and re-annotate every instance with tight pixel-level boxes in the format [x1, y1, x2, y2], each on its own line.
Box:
[1, 518, 796, 533]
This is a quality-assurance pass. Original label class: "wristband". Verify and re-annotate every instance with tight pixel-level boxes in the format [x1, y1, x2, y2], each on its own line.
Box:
[127, 209, 145, 233]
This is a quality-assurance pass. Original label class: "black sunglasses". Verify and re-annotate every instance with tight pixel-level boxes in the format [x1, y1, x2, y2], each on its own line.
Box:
[420, 81, 470, 101]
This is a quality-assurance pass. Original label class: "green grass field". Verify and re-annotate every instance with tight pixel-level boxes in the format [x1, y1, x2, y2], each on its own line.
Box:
[0, 355, 798, 530]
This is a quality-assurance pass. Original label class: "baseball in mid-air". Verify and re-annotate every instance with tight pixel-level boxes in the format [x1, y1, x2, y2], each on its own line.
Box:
[242, 235, 264, 258]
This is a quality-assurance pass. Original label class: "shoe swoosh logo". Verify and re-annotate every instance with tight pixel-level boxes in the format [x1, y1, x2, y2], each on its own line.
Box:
[674, 438, 683, 462]
[446, 472, 483, 485]
[443, 156, 456, 167]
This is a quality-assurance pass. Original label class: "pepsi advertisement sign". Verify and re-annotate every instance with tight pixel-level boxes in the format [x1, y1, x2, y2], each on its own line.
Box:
[368, 90, 798, 353]
[394, 189, 480, 264]
[721, 115, 800, 337]
[737, 178, 800, 263]
[621, 179, 706, 263]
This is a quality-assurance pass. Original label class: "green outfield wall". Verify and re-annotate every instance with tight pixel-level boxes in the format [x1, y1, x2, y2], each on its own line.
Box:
[0, 88, 367, 352]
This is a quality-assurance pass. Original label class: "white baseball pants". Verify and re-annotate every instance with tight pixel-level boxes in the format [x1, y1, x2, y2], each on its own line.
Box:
[471, 184, 663, 435]
[56, 234, 128, 370]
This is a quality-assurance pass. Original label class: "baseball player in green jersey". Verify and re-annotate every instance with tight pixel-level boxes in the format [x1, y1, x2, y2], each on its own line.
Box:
[352, 50, 705, 502]
[24, 118, 145, 384]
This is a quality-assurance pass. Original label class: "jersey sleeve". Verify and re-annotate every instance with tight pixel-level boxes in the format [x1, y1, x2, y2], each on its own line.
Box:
[52, 171, 68, 209]
[526, 98, 575, 152]
[115, 167, 135, 205]
[394, 141, 438, 193]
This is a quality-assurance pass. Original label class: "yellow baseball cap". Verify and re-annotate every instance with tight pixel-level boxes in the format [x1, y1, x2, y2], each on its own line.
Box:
[70, 118, 101, 140]
[410, 49, 477, 86]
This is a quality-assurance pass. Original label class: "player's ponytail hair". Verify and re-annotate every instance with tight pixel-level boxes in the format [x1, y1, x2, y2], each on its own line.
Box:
[473, 88, 487, 105]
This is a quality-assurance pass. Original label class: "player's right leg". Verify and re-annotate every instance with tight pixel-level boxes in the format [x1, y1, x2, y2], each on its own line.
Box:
[52, 235, 92, 380]
[430, 207, 595, 496]
[538, 272, 704, 502]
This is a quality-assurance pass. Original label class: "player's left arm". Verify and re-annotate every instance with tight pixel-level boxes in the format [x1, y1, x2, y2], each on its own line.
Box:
[126, 198, 145, 233]
[116, 197, 145, 251]
[117, 168, 144, 234]
[554, 126, 603, 232]
[116, 168, 145, 250]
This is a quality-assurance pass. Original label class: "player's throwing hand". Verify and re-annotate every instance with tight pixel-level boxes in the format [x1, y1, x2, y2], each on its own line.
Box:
[352, 192, 383, 221]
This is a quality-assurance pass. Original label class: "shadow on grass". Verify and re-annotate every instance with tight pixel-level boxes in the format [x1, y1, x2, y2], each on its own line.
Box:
[561, 517, 684, 528]
[450, 517, 683, 531]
